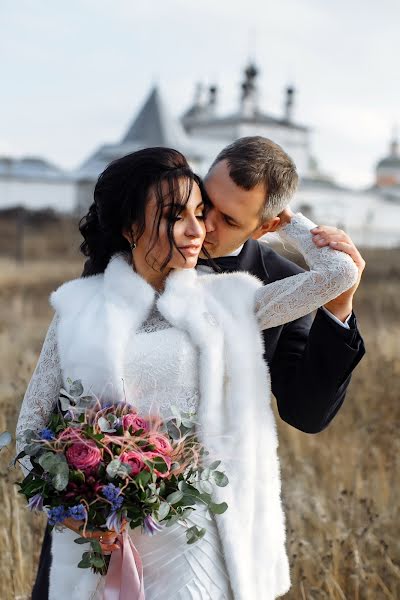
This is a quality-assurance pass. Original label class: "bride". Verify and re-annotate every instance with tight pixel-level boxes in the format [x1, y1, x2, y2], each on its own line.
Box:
[16, 147, 358, 600]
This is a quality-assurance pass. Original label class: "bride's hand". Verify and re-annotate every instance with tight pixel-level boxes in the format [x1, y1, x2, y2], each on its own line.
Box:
[276, 207, 295, 228]
[62, 517, 124, 553]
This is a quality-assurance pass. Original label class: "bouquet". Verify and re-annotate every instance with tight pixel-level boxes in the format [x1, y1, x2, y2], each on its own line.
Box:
[16, 378, 229, 578]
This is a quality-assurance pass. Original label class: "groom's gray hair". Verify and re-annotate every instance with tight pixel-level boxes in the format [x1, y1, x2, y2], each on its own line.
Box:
[210, 136, 299, 222]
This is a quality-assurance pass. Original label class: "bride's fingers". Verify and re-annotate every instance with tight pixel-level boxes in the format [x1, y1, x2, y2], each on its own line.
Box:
[329, 240, 352, 250]
[312, 232, 350, 246]
[329, 240, 366, 270]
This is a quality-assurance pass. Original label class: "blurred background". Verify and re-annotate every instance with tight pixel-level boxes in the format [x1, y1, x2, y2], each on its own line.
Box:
[0, 1, 399, 598]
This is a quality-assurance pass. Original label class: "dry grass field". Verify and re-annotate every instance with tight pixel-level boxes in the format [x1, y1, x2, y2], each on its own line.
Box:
[0, 214, 399, 599]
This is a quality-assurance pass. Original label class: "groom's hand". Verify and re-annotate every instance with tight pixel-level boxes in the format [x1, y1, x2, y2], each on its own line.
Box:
[310, 225, 366, 322]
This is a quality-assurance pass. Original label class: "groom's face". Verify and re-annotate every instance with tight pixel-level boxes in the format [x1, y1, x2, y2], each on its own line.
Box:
[203, 159, 276, 258]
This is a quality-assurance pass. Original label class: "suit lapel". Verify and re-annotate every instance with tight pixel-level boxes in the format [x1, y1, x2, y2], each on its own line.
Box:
[238, 238, 270, 282]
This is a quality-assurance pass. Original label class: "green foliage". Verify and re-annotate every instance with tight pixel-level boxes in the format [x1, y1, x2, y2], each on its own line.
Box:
[38, 452, 69, 491]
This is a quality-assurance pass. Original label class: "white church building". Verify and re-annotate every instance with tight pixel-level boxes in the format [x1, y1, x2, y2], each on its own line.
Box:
[1, 64, 400, 247]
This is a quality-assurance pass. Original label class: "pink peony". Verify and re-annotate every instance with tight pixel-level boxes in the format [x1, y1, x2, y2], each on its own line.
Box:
[144, 451, 172, 478]
[119, 451, 145, 476]
[122, 413, 150, 433]
[147, 434, 173, 456]
[66, 439, 102, 472]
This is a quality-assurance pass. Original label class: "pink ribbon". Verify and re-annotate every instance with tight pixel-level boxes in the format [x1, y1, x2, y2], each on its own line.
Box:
[103, 530, 145, 600]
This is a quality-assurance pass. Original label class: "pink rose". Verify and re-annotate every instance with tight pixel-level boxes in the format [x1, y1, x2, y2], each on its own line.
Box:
[66, 439, 102, 472]
[147, 434, 173, 456]
[119, 451, 145, 476]
[144, 451, 172, 478]
[122, 413, 150, 433]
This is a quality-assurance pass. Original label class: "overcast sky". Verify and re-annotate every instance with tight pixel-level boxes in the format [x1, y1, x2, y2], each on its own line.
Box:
[1, 0, 399, 188]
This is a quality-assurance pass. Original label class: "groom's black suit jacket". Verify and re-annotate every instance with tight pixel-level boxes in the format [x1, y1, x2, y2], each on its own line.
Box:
[230, 238, 365, 433]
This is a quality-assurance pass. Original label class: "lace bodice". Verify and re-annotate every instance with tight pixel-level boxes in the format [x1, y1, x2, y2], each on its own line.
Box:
[16, 214, 358, 462]
[123, 304, 200, 418]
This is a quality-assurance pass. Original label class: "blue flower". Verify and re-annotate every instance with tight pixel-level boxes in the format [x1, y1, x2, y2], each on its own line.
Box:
[102, 483, 124, 511]
[68, 504, 87, 521]
[47, 505, 68, 526]
[39, 428, 55, 441]
[102, 483, 119, 501]
[27, 493, 44, 512]
[143, 515, 163, 536]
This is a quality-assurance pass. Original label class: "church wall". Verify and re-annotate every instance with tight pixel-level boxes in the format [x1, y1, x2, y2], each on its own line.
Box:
[291, 186, 400, 247]
[376, 166, 400, 187]
[0, 178, 76, 213]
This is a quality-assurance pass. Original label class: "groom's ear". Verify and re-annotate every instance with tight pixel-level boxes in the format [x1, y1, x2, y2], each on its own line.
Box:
[251, 216, 281, 240]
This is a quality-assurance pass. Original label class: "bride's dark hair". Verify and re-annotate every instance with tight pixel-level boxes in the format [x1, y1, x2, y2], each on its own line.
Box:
[79, 147, 208, 276]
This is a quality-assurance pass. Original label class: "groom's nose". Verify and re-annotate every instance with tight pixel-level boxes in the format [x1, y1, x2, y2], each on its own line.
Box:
[205, 207, 216, 233]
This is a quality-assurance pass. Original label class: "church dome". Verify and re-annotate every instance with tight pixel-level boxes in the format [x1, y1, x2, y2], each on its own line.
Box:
[376, 155, 400, 169]
[376, 132, 400, 187]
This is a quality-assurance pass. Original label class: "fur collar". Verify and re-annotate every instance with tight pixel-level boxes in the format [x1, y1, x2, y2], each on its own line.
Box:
[50, 253, 290, 599]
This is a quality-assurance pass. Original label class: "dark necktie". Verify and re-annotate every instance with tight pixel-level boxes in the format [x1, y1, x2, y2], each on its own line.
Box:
[197, 255, 239, 272]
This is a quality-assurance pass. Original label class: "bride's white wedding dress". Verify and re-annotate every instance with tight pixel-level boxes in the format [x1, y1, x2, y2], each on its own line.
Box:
[16, 214, 358, 599]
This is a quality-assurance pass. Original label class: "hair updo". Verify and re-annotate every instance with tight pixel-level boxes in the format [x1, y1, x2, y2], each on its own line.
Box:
[79, 147, 205, 276]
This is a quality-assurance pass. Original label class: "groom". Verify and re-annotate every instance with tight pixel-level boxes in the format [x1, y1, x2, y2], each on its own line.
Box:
[198, 135, 365, 433]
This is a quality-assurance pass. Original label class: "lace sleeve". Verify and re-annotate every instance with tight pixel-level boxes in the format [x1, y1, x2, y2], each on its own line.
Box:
[255, 213, 359, 330]
[15, 314, 62, 474]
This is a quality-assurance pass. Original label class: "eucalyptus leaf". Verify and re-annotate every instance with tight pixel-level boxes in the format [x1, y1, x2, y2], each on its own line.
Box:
[157, 501, 170, 520]
[179, 482, 200, 497]
[186, 525, 206, 545]
[200, 467, 211, 480]
[166, 421, 181, 440]
[211, 471, 229, 487]
[52, 468, 69, 491]
[208, 460, 221, 470]
[38, 452, 58, 472]
[145, 496, 158, 504]
[23, 429, 36, 444]
[170, 405, 182, 427]
[106, 459, 131, 479]
[59, 389, 77, 402]
[181, 418, 195, 429]
[98, 417, 116, 433]
[76, 396, 95, 411]
[181, 494, 197, 507]
[74, 537, 91, 545]
[208, 501, 228, 515]
[166, 490, 184, 505]
[198, 492, 212, 504]
[165, 514, 180, 527]
[199, 480, 214, 494]
[180, 507, 195, 519]
[59, 396, 74, 412]
[69, 380, 84, 397]
[23, 443, 43, 456]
